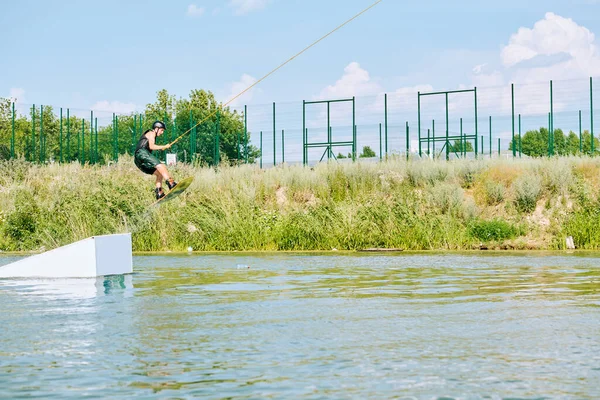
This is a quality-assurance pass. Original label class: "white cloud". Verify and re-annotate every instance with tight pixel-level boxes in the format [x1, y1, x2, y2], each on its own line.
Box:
[91, 100, 137, 114]
[187, 4, 205, 17]
[500, 12, 600, 81]
[229, 0, 269, 15]
[8, 88, 25, 103]
[225, 73, 259, 106]
[317, 62, 382, 100]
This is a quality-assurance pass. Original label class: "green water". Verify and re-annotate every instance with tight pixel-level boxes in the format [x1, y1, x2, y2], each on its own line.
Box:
[0, 252, 599, 399]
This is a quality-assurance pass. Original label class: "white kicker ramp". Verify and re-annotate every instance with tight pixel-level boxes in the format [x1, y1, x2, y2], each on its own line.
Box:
[0, 233, 133, 278]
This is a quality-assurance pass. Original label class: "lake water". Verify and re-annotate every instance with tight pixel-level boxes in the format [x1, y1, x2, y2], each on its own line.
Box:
[0, 252, 599, 399]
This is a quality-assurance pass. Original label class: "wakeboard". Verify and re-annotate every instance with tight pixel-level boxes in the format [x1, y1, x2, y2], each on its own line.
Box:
[150, 176, 194, 207]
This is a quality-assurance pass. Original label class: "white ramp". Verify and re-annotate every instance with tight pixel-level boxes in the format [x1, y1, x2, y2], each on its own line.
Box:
[0, 233, 133, 278]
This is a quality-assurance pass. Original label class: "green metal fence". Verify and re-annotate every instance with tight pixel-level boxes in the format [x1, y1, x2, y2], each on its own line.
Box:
[1, 75, 598, 167]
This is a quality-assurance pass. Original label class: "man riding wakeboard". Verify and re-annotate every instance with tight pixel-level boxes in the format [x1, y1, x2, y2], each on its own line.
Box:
[134, 120, 178, 200]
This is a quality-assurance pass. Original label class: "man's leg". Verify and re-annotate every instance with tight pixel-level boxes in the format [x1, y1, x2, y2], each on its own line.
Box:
[156, 164, 177, 189]
[155, 164, 171, 182]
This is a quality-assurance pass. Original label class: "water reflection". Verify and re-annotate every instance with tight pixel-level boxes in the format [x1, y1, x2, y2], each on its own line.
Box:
[0, 253, 599, 399]
[0, 274, 134, 300]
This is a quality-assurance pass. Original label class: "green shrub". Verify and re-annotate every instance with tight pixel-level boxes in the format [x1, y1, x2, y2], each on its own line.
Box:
[513, 174, 542, 213]
[484, 181, 505, 205]
[469, 219, 521, 242]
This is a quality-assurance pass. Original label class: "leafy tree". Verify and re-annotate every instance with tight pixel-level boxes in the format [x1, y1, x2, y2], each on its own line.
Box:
[448, 140, 474, 153]
[359, 146, 376, 158]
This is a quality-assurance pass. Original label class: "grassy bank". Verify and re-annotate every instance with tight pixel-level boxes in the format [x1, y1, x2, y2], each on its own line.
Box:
[1, 155, 600, 252]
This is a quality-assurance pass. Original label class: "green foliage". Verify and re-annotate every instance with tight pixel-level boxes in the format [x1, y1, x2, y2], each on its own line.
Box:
[483, 181, 505, 205]
[510, 127, 600, 157]
[448, 140, 474, 153]
[469, 218, 521, 242]
[4, 156, 600, 252]
[512, 174, 542, 213]
[359, 146, 376, 158]
[4, 190, 40, 250]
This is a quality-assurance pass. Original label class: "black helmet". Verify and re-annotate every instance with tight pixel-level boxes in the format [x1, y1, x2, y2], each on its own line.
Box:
[152, 121, 166, 130]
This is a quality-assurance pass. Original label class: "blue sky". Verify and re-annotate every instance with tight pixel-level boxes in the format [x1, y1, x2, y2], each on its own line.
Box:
[2, 0, 600, 115]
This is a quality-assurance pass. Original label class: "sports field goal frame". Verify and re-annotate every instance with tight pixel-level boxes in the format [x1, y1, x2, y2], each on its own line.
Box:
[302, 97, 356, 166]
[418, 88, 479, 160]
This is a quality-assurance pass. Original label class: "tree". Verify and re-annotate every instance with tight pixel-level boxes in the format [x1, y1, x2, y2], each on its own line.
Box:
[145, 89, 260, 166]
[448, 140, 474, 153]
[359, 146, 376, 158]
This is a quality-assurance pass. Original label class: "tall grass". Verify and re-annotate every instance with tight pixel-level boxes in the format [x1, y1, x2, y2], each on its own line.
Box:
[1, 155, 600, 252]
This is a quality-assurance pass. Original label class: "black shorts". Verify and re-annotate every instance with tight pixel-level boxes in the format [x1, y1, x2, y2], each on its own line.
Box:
[134, 149, 161, 175]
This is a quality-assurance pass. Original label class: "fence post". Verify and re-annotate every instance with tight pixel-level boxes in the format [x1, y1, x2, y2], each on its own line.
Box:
[260, 131, 263, 169]
[66, 109, 70, 162]
[406, 121, 409, 161]
[384, 93, 388, 158]
[11, 102, 15, 159]
[591, 77, 595, 155]
[95, 118, 98, 164]
[550, 80, 554, 156]
[511, 83, 515, 158]
[40, 105, 44, 163]
[379, 123, 382, 161]
[60, 108, 63, 163]
[244, 104, 248, 164]
[31, 104, 35, 162]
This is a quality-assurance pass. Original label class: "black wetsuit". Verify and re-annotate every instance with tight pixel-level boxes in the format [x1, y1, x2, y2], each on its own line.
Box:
[134, 131, 161, 175]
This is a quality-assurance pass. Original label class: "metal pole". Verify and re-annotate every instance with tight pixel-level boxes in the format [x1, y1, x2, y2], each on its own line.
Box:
[281, 129, 285, 164]
[379, 123, 382, 161]
[260, 131, 263, 168]
[60, 108, 63, 163]
[426, 128, 430, 156]
[591, 77, 595, 155]
[273, 102, 276, 166]
[302, 101, 306, 165]
[115, 115, 119, 161]
[67, 109, 70, 162]
[112, 113, 116, 161]
[384, 93, 388, 158]
[90, 111, 93, 163]
[418, 92, 421, 156]
[95, 118, 98, 164]
[406, 121, 409, 161]
[327, 101, 331, 160]
[498, 138, 501, 156]
[80, 117, 84, 164]
[11, 102, 15, 159]
[511, 83, 515, 157]
[31, 104, 35, 162]
[548, 112, 551, 156]
[352, 97, 356, 160]
[445, 92, 449, 161]
[550, 80, 554, 156]
[244, 105, 248, 163]
[474, 87, 478, 159]
[40, 105, 44, 163]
